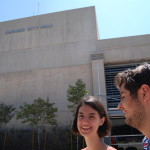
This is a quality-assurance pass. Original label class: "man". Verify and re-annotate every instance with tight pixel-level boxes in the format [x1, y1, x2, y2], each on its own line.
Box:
[143, 137, 150, 150]
[114, 63, 150, 149]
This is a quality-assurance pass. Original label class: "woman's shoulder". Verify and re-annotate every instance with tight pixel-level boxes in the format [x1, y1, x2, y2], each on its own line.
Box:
[81, 146, 116, 150]
[107, 146, 117, 150]
[81, 148, 87, 150]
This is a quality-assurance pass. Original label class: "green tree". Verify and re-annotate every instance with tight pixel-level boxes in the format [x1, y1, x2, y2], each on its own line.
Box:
[16, 98, 57, 150]
[0, 102, 15, 128]
[16, 98, 57, 128]
[67, 79, 88, 116]
[0, 102, 15, 150]
[67, 79, 88, 150]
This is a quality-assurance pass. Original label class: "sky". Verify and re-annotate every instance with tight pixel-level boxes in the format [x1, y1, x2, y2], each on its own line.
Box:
[0, 0, 150, 39]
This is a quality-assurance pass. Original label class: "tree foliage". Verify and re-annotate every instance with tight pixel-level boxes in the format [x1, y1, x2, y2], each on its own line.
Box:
[0, 102, 15, 128]
[67, 79, 88, 116]
[16, 98, 57, 129]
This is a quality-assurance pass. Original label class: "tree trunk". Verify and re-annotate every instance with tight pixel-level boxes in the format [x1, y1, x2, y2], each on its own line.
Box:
[71, 132, 73, 150]
[3, 131, 7, 150]
[43, 128, 47, 150]
[32, 129, 34, 150]
[38, 128, 40, 150]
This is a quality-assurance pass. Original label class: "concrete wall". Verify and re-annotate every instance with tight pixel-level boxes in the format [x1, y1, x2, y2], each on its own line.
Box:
[0, 64, 93, 126]
[0, 6, 150, 127]
[0, 7, 98, 74]
[0, 6, 97, 51]
[0, 6, 97, 127]
[97, 34, 150, 63]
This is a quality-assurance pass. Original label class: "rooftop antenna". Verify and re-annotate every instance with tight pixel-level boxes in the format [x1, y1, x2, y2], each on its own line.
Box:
[37, 2, 40, 15]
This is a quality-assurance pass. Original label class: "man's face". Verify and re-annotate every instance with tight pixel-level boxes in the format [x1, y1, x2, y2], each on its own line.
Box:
[118, 84, 145, 130]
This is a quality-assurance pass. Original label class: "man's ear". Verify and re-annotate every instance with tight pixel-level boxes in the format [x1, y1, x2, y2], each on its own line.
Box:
[140, 84, 150, 103]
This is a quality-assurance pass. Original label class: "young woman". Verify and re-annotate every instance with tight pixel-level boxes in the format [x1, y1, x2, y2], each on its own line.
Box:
[71, 96, 116, 150]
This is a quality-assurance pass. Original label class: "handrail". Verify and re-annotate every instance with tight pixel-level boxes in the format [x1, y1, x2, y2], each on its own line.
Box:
[107, 134, 144, 138]
[104, 134, 144, 146]
[111, 143, 142, 146]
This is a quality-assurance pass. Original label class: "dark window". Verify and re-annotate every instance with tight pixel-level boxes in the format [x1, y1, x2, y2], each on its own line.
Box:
[104, 62, 148, 109]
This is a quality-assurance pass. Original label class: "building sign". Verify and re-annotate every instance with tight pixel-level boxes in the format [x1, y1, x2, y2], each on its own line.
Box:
[5, 24, 53, 34]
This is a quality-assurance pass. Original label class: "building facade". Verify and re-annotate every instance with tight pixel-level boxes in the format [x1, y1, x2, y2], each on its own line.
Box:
[0, 7, 150, 147]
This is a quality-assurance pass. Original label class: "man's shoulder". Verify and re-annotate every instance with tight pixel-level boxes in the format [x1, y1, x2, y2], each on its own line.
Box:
[143, 136, 150, 150]
[143, 136, 150, 143]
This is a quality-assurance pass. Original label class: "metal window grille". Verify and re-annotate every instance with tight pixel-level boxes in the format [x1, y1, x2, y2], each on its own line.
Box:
[104, 62, 148, 109]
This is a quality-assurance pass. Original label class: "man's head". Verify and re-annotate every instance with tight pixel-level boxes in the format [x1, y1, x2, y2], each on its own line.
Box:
[115, 63, 150, 99]
[114, 63, 150, 137]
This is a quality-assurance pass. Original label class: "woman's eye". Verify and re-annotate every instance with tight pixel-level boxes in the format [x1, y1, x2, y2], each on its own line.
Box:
[89, 116, 95, 119]
[78, 115, 84, 118]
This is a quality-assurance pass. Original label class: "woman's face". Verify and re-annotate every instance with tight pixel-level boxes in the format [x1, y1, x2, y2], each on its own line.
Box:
[77, 104, 105, 138]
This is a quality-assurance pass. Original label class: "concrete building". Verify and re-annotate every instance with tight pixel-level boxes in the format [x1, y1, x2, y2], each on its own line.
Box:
[0, 6, 150, 148]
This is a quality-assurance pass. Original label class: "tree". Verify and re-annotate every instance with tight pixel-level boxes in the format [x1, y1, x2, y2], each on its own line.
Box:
[16, 98, 57, 150]
[0, 102, 15, 128]
[67, 79, 88, 116]
[67, 79, 88, 150]
[16, 98, 57, 128]
[0, 102, 15, 150]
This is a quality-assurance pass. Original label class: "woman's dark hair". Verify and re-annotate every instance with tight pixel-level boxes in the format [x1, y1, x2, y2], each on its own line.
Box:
[71, 96, 111, 138]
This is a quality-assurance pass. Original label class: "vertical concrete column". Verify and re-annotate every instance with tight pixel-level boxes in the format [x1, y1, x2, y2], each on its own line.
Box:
[91, 52, 107, 109]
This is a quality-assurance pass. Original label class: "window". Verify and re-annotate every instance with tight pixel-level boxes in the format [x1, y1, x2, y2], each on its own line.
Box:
[104, 62, 148, 109]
